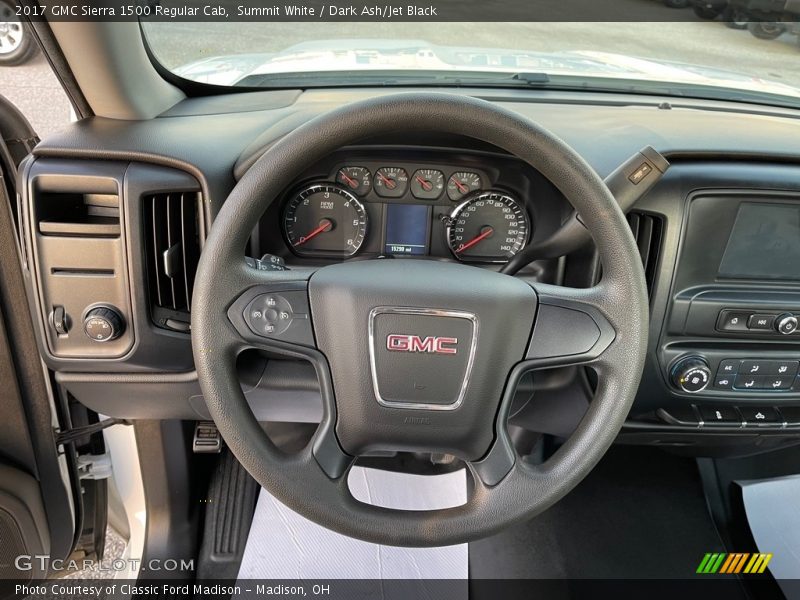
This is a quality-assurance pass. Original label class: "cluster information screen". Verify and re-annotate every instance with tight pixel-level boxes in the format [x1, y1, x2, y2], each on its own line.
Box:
[383, 204, 431, 256]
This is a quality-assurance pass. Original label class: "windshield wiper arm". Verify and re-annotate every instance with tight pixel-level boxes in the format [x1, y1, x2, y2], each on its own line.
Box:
[510, 72, 551, 85]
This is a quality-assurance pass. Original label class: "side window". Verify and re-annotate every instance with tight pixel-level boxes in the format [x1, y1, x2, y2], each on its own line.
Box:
[0, 8, 73, 137]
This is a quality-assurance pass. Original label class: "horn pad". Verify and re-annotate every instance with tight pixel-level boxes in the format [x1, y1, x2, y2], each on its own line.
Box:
[308, 259, 536, 460]
[369, 306, 478, 410]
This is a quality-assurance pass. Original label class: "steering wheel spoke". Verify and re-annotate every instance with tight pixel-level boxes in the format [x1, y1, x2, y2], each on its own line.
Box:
[525, 282, 618, 370]
[213, 261, 357, 479]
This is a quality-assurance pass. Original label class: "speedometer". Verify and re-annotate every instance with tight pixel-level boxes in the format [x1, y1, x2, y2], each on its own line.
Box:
[283, 184, 367, 257]
[446, 192, 530, 263]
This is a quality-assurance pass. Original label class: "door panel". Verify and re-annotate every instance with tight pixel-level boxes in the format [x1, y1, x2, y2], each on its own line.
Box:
[0, 94, 78, 578]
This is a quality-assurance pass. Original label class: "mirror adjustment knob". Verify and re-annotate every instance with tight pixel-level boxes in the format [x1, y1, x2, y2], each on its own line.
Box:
[776, 313, 798, 335]
[83, 306, 125, 342]
[671, 356, 711, 393]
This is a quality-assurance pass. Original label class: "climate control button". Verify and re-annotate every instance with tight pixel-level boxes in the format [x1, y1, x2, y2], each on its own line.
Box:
[717, 359, 740, 375]
[734, 374, 761, 390]
[764, 360, 799, 377]
[713, 375, 734, 390]
[740, 360, 769, 376]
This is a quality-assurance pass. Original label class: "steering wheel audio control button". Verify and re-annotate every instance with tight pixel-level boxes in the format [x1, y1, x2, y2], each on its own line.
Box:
[248, 294, 294, 335]
[244, 290, 314, 347]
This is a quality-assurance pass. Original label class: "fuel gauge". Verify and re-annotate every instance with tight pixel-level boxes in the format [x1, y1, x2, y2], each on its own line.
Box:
[447, 171, 482, 201]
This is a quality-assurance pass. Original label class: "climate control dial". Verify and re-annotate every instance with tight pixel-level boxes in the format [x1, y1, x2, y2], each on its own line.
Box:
[671, 356, 711, 393]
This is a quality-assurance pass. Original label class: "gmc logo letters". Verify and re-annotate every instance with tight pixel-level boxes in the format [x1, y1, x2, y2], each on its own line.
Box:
[386, 334, 458, 355]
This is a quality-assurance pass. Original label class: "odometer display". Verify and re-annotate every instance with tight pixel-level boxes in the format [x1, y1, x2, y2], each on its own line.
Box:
[283, 184, 367, 257]
[447, 192, 530, 263]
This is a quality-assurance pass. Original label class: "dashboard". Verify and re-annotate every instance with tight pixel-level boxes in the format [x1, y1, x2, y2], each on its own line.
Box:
[18, 85, 800, 457]
[256, 148, 568, 267]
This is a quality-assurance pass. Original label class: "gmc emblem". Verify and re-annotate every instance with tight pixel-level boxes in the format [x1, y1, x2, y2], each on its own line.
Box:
[386, 334, 458, 355]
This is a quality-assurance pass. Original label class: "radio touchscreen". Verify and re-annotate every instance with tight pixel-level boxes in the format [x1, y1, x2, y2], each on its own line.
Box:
[719, 202, 800, 281]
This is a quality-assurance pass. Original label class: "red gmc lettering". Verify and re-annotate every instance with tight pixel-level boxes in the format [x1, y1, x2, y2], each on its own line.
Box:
[386, 334, 458, 355]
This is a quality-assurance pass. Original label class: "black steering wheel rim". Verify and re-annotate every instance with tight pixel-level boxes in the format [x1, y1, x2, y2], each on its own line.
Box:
[192, 92, 649, 547]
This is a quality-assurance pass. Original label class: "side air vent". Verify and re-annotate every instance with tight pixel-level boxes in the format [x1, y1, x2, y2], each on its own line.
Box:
[143, 192, 203, 330]
[627, 211, 664, 298]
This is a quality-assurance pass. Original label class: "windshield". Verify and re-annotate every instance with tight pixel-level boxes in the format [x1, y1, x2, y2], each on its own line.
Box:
[143, 19, 800, 108]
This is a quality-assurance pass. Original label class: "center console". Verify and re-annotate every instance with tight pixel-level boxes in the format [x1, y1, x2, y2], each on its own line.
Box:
[657, 189, 800, 430]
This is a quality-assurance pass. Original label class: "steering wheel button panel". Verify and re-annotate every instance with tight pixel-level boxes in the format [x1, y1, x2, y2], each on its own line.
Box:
[243, 290, 314, 347]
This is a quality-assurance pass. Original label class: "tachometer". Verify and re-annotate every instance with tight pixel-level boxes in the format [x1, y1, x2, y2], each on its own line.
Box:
[446, 192, 530, 263]
[283, 184, 367, 257]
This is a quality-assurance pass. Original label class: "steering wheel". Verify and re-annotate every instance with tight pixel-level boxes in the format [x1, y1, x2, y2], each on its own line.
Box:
[192, 93, 648, 547]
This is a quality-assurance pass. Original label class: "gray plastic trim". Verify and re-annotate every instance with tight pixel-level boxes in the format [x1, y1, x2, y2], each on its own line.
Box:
[19, 158, 203, 372]
[48, 22, 183, 119]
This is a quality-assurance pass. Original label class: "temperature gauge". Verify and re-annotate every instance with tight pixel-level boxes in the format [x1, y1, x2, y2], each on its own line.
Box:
[336, 166, 371, 196]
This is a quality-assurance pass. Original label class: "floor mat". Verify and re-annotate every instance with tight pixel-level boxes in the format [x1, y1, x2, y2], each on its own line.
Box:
[741, 474, 800, 599]
[469, 446, 729, 580]
[238, 465, 468, 588]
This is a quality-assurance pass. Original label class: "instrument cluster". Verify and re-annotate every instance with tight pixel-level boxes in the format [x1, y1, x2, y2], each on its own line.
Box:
[280, 161, 533, 264]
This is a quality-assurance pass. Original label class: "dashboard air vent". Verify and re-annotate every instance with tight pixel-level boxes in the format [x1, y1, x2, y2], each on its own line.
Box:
[627, 211, 663, 298]
[143, 192, 202, 325]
